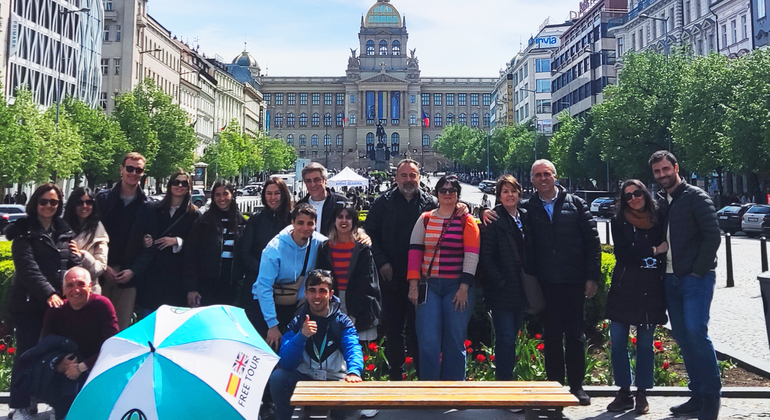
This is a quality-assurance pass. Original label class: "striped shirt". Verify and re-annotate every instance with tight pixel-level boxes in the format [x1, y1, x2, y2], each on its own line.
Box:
[407, 211, 480, 283]
[329, 241, 355, 291]
[221, 216, 235, 259]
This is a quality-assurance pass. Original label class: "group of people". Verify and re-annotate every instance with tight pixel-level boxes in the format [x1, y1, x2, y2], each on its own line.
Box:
[4, 150, 722, 420]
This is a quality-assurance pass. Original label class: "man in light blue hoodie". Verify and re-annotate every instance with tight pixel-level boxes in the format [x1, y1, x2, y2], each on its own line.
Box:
[254, 203, 327, 351]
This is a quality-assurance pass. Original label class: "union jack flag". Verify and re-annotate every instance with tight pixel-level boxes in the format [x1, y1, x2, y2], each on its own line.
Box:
[232, 352, 248, 374]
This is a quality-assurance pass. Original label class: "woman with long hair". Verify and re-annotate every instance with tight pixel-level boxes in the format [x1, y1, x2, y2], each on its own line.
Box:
[240, 177, 293, 332]
[129, 170, 200, 313]
[318, 203, 381, 341]
[63, 188, 108, 295]
[605, 179, 668, 414]
[406, 175, 480, 380]
[6, 183, 81, 419]
[184, 180, 246, 306]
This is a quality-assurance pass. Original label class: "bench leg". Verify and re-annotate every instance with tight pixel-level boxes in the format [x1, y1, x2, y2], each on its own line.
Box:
[296, 406, 330, 420]
[524, 407, 565, 420]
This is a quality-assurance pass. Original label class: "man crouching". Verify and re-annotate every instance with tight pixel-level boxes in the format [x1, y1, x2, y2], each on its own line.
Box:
[269, 269, 363, 420]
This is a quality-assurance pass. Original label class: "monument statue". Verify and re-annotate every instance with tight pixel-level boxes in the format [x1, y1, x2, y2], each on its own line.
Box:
[376, 120, 387, 148]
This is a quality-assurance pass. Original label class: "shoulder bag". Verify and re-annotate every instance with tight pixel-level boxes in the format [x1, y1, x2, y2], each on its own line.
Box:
[273, 244, 312, 306]
[507, 228, 545, 315]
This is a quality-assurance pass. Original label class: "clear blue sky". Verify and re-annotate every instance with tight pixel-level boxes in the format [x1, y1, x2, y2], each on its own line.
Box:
[148, 0, 577, 77]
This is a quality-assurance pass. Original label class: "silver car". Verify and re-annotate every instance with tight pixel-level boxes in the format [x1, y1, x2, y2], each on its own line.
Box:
[741, 204, 770, 238]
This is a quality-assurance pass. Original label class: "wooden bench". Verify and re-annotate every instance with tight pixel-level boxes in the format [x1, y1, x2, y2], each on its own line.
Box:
[290, 381, 579, 420]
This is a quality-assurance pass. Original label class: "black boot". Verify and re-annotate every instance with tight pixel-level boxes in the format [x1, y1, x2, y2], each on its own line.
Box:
[607, 389, 634, 412]
[670, 395, 703, 415]
[635, 390, 649, 414]
[698, 395, 720, 420]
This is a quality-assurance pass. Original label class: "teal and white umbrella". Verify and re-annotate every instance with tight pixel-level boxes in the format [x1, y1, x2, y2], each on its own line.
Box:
[67, 305, 279, 420]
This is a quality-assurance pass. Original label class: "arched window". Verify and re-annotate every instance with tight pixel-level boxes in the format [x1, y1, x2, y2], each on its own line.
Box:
[446, 113, 455, 125]
[336, 134, 343, 146]
[287, 113, 295, 127]
[287, 134, 294, 146]
[391, 133, 400, 153]
[366, 40, 375, 56]
[274, 113, 283, 127]
[324, 134, 331, 146]
[459, 113, 467, 126]
[434, 113, 442, 127]
[422, 134, 430, 146]
[312, 113, 320, 127]
[483, 113, 491, 126]
[379, 40, 388, 55]
[366, 132, 375, 152]
[299, 134, 307, 146]
[311, 135, 319, 146]
[392, 40, 401, 56]
[299, 113, 307, 127]
[471, 113, 479, 127]
[324, 113, 332, 127]
[336, 112, 344, 126]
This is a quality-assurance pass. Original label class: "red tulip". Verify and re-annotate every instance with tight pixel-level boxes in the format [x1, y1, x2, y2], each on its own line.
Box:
[464, 340, 472, 348]
[602, 322, 608, 329]
[663, 361, 669, 370]
[654, 341, 663, 349]
[364, 355, 369, 362]
[535, 334, 542, 340]
[0, 344, 6, 352]
[402, 373, 407, 380]
[405, 357, 413, 365]
[476, 354, 486, 362]
[536, 343, 545, 351]
[466, 347, 473, 353]
[368, 342, 378, 352]
[366, 364, 375, 371]
[489, 354, 495, 362]
[631, 337, 637, 345]
[8, 347, 15, 355]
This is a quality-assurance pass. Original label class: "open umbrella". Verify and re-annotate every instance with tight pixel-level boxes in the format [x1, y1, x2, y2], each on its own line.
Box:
[67, 305, 278, 420]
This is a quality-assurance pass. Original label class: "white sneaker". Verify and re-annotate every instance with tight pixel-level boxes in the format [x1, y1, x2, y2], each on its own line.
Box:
[360, 409, 379, 418]
[10, 408, 35, 420]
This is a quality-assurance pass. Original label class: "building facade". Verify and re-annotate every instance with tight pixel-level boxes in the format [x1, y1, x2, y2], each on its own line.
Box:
[261, 0, 495, 171]
[752, 0, 769, 47]
[6, 0, 103, 107]
[711, 0, 752, 56]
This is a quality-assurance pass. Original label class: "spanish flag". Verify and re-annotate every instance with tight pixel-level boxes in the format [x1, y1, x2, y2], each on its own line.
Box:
[226, 373, 241, 397]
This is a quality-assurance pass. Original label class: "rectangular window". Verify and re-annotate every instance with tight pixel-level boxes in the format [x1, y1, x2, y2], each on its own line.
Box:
[695, 0, 702, 18]
[459, 93, 466, 106]
[410, 94, 416, 104]
[446, 94, 454, 106]
[350, 94, 356, 104]
[722, 24, 728, 46]
[470, 93, 479, 106]
[421, 94, 429, 106]
[312, 93, 320, 105]
[101, 59, 108, 75]
[100, 92, 107, 109]
[264, 93, 271, 104]
[535, 58, 551, 72]
[114, 58, 121, 75]
[434, 94, 442, 106]
[685, 1, 691, 24]
[410, 114, 416, 124]
[482, 93, 491, 106]
[275, 93, 283, 105]
[103, 1, 113, 11]
[536, 99, 551, 114]
[731, 20, 738, 44]
[350, 114, 356, 124]
[115, 25, 121, 42]
[103, 25, 110, 42]
[742, 15, 748, 39]
[300, 93, 308, 105]
[536, 79, 551, 93]
[287, 93, 296, 105]
[523, 63, 528, 77]
[325, 93, 332, 105]
[617, 37, 625, 56]
[337, 93, 344, 105]
[760, 0, 767, 19]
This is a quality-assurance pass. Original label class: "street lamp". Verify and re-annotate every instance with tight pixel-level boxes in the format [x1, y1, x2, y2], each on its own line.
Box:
[639, 13, 669, 58]
[55, 6, 89, 128]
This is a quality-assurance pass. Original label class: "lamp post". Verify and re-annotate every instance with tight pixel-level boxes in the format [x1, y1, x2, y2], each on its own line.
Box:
[639, 13, 669, 58]
[55, 6, 89, 128]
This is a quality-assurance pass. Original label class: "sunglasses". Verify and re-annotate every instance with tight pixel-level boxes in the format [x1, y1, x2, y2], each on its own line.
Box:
[438, 188, 458, 195]
[170, 179, 189, 188]
[124, 165, 145, 174]
[308, 269, 333, 276]
[77, 199, 95, 207]
[38, 198, 60, 207]
[623, 190, 644, 201]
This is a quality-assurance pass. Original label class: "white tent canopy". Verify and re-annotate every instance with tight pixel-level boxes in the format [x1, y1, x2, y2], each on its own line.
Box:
[328, 167, 370, 188]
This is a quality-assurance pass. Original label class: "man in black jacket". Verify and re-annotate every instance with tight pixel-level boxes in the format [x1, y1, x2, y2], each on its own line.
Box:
[296, 162, 350, 236]
[363, 159, 436, 380]
[95, 152, 154, 330]
[649, 151, 721, 420]
[525, 159, 600, 405]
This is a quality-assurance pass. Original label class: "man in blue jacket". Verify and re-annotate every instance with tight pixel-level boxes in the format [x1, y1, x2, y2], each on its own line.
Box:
[269, 270, 363, 420]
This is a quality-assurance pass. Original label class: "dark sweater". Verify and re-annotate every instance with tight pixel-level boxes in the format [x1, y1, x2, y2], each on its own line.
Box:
[42, 294, 119, 369]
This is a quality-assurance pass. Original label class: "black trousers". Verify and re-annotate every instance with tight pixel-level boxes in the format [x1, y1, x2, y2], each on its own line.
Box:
[10, 310, 46, 408]
[542, 282, 586, 390]
[380, 279, 418, 380]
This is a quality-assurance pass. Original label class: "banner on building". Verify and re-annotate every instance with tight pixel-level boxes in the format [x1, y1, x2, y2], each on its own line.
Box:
[391, 92, 400, 121]
[366, 91, 375, 121]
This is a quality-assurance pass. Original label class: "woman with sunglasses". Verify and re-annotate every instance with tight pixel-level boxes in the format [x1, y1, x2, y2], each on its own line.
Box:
[317, 203, 381, 341]
[184, 180, 246, 307]
[6, 183, 81, 419]
[63, 188, 108, 295]
[605, 180, 668, 414]
[128, 170, 201, 314]
[406, 175, 480, 380]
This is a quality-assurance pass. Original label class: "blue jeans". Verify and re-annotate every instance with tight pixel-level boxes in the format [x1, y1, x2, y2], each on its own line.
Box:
[610, 322, 655, 390]
[665, 272, 721, 396]
[491, 308, 523, 380]
[415, 277, 476, 380]
[269, 369, 360, 420]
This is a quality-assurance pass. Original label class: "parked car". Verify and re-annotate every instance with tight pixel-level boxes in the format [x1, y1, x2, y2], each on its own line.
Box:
[478, 180, 496, 194]
[590, 197, 616, 218]
[741, 204, 770, 238]
[0, 204, 26, 233]
[191, 189, 207, 207]
[716, 204, 754, 234]
[237, 185, 260, 197]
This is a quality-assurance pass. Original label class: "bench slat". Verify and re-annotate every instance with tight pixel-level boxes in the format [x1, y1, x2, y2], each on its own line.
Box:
[297, 381, 562, 388]
[293, 388, 574, 397]
[290, 394, 578, 408]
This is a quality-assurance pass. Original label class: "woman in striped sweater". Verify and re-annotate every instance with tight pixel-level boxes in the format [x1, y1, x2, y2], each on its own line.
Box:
[407, 175, 480, 380]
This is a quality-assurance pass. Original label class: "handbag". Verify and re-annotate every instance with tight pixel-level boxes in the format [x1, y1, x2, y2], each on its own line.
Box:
[273, 244, 312, 306]
[508, 229, 545, 315]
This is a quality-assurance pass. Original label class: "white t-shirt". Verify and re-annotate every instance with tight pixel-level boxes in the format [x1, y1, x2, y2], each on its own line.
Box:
[308, 197, 325, 232]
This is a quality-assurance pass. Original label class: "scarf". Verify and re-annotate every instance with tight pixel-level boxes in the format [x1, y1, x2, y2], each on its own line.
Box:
[624, 208, 654, 230]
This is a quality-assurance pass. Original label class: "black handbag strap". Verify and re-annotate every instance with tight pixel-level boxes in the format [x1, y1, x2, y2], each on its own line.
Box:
[158, 212, 185, 238]
[424, 212, 454, 279]
[300, 243, 312, 277]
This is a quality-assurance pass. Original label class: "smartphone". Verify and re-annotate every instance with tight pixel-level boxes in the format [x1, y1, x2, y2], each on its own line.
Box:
[417, 282, 428, 306]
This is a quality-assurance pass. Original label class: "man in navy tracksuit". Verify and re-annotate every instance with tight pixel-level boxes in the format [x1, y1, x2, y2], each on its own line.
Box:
[269, 270, 363, 420]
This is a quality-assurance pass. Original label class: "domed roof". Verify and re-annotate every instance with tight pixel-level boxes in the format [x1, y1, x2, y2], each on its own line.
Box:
[364, 0, 402, 28]
[233, 48, 260, 70]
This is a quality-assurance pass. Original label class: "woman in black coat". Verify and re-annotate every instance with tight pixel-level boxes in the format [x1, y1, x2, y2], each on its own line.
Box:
[6, 183, 80, 416]
[184, 181, 246, 307]
[605, 179, 668, 414]
[130, 170, 200, 313]
[479, 175, 528, 381]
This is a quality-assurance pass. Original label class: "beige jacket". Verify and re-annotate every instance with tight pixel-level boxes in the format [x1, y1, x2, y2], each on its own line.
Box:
[75, 221, 109, 281]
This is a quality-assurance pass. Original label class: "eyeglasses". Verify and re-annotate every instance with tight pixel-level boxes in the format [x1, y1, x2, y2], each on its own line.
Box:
[38, 198, 60, 207]
[170, 179, 189, 188]
[623, 190, 644, 201]
[438, 188, 458, 195]
[308, 269, 333, 276]
[76, 199, 95, 207]
[124, 165, 145, 174]
[304, 177, 323, 185]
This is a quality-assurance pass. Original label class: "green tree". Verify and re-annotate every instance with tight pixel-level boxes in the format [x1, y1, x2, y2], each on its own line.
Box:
[549, 111, 584, 181]
[433, 124, 486, 170]
[113, 80, 159, 167]
[202, 121, 243, 181]
[0, 88, 30, 188]
[262, 136, 297, 172]
[505, 122, 546, 174]
[37, 107, 83, 182]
